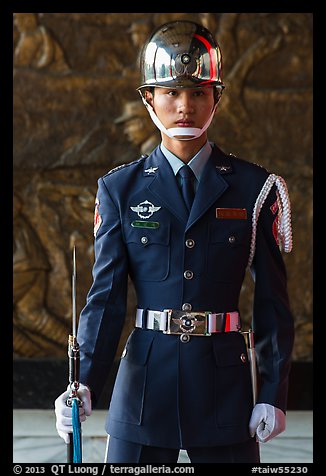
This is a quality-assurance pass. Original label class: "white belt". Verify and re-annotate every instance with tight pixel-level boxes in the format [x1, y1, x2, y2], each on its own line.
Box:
[135, 308, 241, 336]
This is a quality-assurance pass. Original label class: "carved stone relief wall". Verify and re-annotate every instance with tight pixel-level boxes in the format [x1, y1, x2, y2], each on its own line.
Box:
[13, 13, 313, 361]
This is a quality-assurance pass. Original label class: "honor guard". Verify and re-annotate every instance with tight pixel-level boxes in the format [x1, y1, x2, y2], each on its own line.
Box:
[55, 20, 294, 463]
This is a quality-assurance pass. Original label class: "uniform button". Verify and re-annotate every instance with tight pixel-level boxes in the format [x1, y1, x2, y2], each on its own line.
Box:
[184, 270, 194, 280]
[180, 334, 190, 343]
[185, 239, 195, 248]
[228, 235, 236, 244]
[240, 353, 247, 363]
[182, 303, 192, 311]
[141, 236, 148, 244]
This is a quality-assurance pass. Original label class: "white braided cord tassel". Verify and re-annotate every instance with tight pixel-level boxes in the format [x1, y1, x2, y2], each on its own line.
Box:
[248, 174, 293, 268]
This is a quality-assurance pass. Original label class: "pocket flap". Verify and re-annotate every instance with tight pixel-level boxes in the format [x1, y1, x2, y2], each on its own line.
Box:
[209, 223, 249, 245]
[213, 332, 248, 367]
[122, 328, 155, 365]
[123, 222, 170, 246]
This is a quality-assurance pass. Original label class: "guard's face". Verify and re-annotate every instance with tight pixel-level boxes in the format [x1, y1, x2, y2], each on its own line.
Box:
[145, 87, 216, 133]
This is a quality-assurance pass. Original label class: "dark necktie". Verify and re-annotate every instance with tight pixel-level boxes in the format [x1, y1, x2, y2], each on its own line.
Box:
[178, 165, 195, 212]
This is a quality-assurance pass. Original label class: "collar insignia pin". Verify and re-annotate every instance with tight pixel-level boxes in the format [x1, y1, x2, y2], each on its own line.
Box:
[216, 165, 231, 173]
[144, 167, 158, 174]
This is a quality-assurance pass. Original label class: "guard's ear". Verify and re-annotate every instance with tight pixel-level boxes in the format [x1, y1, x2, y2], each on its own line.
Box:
[144, 89, 154, 107]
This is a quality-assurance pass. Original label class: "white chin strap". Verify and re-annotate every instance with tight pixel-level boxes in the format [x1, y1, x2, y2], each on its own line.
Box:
[140, 95, 217, 141]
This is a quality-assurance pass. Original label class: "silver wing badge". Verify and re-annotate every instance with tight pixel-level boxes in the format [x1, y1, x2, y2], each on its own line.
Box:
[130, 200, 161, 219]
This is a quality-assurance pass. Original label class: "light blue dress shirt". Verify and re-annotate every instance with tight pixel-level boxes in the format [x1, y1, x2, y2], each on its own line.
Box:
[160, 141, 213, 192]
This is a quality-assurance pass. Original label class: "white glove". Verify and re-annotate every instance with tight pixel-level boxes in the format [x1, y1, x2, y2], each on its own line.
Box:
[249, 403, 286, 443]
[54, 383, 92, 444]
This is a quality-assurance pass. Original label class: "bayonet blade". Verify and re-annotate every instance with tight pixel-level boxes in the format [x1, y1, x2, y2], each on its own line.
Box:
[72, 245, 77, 337]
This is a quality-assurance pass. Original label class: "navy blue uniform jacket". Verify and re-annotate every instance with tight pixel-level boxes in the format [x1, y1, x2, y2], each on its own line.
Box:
[77, 144, 294, 449]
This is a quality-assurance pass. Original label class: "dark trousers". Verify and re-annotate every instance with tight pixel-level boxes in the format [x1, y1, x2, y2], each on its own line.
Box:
[106, 436, 260, 463]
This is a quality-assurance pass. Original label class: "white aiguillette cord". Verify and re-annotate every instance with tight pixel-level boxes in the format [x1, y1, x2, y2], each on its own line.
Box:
[248, 174, 293, 267]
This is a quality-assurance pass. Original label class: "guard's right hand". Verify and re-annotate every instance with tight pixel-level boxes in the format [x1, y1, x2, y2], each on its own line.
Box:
[54, 383, 92, 444]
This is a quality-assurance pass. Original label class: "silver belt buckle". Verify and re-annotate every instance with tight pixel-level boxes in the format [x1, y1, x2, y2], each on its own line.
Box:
[152, 312, 162, 331]
[163, 310, 211, 336]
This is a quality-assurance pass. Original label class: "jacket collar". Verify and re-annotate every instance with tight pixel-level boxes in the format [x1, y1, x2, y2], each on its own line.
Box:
[144, 145, 232, 227]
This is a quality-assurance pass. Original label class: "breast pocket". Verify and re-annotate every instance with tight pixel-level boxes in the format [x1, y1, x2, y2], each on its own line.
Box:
[212, 333, 253, 427]
[207, 223, 250, 283]
[109, 329, 155, 425]
[123, 222, 170, 281]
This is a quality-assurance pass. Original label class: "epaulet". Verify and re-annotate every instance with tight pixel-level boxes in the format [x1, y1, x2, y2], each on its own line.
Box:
[252, 161, 267, 170]
[229, 152, 270, 176]
[105, 154, 148, 177]
[106, 163, 128, 175]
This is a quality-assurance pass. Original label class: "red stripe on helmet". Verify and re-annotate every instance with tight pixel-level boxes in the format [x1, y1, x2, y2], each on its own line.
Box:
[193, 33, 217, 82]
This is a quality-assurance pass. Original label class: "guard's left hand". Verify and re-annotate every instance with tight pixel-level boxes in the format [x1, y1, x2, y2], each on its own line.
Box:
[54, 383, 92, 444]
[249, 403, 286, 443]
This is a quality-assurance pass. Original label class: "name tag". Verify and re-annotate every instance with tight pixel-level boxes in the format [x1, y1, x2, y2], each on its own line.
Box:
[131, 220, 160, 229]
[216, 208, 247, 220]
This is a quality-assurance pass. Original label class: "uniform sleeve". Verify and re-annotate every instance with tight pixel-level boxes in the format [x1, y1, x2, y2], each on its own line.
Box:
[77, 176, 128, 405]
[250, 184, 295, 413]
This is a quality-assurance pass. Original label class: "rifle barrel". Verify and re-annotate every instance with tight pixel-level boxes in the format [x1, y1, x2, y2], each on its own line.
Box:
[66, 245, 82, 463]
[72, 245, 77, 337]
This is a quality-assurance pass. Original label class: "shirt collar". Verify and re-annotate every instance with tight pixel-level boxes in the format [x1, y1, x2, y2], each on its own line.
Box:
[160, 141, 212, 182]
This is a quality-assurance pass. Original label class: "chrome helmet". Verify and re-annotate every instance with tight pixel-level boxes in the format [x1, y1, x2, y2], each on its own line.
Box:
[138, 20, 224, 91]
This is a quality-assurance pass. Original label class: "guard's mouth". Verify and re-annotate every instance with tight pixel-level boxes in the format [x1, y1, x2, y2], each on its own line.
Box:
[176, 120, 195, 127]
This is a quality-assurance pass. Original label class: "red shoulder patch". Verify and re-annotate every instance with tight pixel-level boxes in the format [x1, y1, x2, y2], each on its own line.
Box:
[93, 197, 102, 237]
